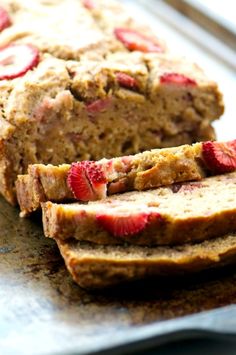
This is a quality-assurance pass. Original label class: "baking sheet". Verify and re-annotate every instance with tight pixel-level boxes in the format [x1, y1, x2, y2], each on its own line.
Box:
[1, 1, 236, 355]
[1, 197, 236, 355]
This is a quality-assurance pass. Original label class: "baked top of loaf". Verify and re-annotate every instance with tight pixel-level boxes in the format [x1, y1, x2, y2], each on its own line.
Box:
[16, 140, 236, 216]
[42, 172, 236, 246]
[56, 234, 236, 288]
[1, 51, 221, 127]
[0, 0, 166, 60]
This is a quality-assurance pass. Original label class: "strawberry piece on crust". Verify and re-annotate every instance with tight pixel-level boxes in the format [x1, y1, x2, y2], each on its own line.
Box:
[202, 140, 236, 174]
[114, 28, 164, 53]
[116, 72, 138, 90]
[67, 162, 107, 201]
[160, 73, 197, 86]
[86, 98, 111, 114]
[0, 44, 39, 80]
[0, 7, 11, 32]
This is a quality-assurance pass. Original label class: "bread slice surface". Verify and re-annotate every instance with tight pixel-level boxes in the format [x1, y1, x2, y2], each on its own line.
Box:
[42, 172, 236, 246]
[56, 234, 236, 288]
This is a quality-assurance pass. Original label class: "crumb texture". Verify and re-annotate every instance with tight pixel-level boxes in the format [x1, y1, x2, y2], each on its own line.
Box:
[56, 234, 236, 288]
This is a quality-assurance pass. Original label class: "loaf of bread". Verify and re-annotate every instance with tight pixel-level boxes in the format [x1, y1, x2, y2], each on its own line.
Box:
[42, 172, 236, 246]
[0, 0, 223, 205]
[56, 234, 236, 288]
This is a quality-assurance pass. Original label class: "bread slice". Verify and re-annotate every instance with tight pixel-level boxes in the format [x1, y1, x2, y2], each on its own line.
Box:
[0, 0, 223, 204]
[16, 140, 236, 216]
[16, 142, 204, 215]
[42, 172, 236, 246]
[56, 234, 236, 288]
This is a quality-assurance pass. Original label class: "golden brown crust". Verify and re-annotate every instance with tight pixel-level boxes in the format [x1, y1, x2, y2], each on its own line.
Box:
[132, 143, 205, 190]
[16, 170, 47, 217]
[16, 163, 73, 215]
[56, 234, 236, 288]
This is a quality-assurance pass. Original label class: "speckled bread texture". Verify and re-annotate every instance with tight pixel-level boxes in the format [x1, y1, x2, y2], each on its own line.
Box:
[16, 142, 207, 215]
[56, 234, 236, 288]
[0, 0, 224, 204]
[42, 173, 236, 246]
[1, 0, 160, 60]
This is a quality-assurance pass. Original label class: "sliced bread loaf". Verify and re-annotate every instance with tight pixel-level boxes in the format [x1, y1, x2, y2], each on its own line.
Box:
[42, 172, 236, 246]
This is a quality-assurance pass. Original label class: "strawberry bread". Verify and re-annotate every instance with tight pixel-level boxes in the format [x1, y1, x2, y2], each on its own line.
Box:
[42, 172, 236, 246]
[0, 0, 223, 205]
[56, 234, 236, 288]
[16, 140, 236, 216]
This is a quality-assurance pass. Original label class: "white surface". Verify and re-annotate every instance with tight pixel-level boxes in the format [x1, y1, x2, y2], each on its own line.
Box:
[122, 0, 236, 140]
[190, 0, 236, 31]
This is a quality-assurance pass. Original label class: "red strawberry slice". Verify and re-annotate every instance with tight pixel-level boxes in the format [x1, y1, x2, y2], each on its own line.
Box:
[0, 7, 11, 32]
[160, 73, 197, 86]
[0, 44, 39, 80]
[67, 161, 107, 201]
[116, 72, 138, 90]
[86, 98, 111, 114]
[96, 211, 150, 237]
[83, 0, 96, 9]
[202, 140, 236, 173]
[114, 28, 164, 53]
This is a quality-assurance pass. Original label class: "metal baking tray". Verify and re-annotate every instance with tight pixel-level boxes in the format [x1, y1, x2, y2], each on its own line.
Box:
[1, 1, 236, 354]
[1, 197, 236, 355]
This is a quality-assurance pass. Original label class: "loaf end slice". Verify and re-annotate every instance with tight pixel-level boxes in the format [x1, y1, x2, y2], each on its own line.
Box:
[56, 234, 236, 289]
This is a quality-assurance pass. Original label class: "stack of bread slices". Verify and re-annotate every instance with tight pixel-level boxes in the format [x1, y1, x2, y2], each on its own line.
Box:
[0, 0, 235, 289]
[17, 139, 236, 288]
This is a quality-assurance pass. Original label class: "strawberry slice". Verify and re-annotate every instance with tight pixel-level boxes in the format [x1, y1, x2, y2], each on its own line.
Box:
[114, 28, 164, 53]
[67, 161, 107, 201]
[160, 73, 197, 86]
[86, 98, 111, 114]
[83, 0, 96, 9]
[202, 140, 236, 173]
[0, 44, 39, 80]
[0, 7, 11, 32]
[96, 211, 149, 237]
[116, 72, 138, 90]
